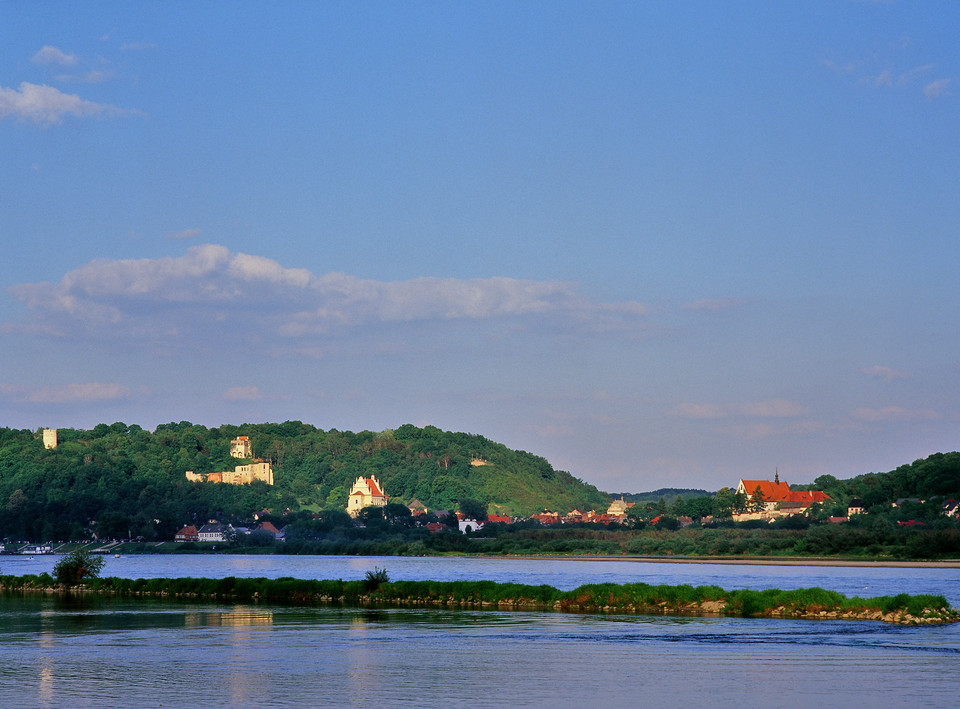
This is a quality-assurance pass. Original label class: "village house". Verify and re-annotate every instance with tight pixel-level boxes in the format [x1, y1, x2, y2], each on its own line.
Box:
[407, 499, 428, 516]
[459, 518, 484, 533]
[174, 525, 199, 542]
[943, 499, 959, 519]
[197, 522, 234, 543]
[346, 475, 388, 517]
[847, 498, 866, 516]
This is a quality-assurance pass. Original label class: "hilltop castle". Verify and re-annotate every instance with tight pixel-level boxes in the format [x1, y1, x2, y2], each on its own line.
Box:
[185, 436, 274, 486]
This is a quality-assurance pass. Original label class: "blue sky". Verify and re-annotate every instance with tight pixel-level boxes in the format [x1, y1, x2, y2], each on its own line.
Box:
[1, 1, 957, 493]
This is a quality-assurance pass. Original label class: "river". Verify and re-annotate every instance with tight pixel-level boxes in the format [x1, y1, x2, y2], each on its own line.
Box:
[1, 555, 958, 707]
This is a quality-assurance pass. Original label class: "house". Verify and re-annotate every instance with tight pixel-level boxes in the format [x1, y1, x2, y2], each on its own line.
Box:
[847, 498, 866, 516]
[943, 499, 959, 519]
[174, 525, 199, 542]
[346, 475, 388, 517]
[486, 513, 512, 524]
[459, 518, 485, 533]
[407, 499, 428, 516]
[255, 520, 284, 541]
[532, 511, 561, 525]
[197, 522, 234, 543]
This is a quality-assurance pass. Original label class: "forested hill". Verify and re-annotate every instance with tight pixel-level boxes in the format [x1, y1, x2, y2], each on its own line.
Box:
[0, 422, 608, 540]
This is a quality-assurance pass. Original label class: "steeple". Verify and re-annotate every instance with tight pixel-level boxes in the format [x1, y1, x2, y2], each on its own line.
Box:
[774, 468, 779, 484]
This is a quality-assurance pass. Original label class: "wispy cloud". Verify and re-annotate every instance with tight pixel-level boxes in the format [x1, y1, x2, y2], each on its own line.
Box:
[31, 45, 77, 66]
[924, 78, 951, 99]
[0, 82, 137, 126]
[120, 42, 158, 51]
[1, 382, 131, 404]
[680, 298, 748, 312]
[715, 420, 823, 440]
[223, 386, 263, 401]
[861, 365, 911, 382]
[672, 398, 807, 419]
[853, 406, 939, 422]
[5, 244, 651, 348]
[167, 228, 202, 240]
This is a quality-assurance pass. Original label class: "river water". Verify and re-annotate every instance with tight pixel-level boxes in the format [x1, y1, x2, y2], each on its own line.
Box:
[1, 555, 958, 708]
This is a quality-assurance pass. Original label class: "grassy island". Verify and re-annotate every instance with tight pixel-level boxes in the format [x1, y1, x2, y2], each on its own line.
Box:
[1, 573, 956, 625]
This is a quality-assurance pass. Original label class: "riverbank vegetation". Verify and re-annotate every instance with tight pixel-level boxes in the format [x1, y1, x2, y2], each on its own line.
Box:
[0, 573, 954, 625]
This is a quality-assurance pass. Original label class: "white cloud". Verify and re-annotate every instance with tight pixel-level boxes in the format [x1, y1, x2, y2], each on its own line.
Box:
[31, 45, 77, 66]
[1, 382, 131, 404]
[853, 406, 939, 422]
[672, 398, 806, 419]
[0, 82, 135, 126]
[6, 244, 651, 348]
[861, 365, 911, 382]
[223, 386, 262, 401]
[924, 78, 950, 99]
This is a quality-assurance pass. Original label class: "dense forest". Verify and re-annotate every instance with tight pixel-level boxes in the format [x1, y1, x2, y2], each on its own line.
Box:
[0, 422, 608, 541]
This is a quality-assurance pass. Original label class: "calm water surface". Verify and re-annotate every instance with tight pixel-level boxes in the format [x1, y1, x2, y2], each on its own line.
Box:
[1, 555, 958, 708]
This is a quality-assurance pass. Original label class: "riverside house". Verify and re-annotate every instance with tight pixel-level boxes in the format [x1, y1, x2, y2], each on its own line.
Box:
[346, 475, 388, 517]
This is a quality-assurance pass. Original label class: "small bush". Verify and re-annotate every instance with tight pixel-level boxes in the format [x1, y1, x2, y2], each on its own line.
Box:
[53, 550, 105, 586]
[364, 566, 390, 592]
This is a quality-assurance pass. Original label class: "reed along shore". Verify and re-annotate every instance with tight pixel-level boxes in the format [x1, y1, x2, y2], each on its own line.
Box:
[1, 574, 956, 625]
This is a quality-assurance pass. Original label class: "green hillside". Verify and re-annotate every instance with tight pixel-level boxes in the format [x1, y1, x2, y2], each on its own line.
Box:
[0, 422, 608, 541]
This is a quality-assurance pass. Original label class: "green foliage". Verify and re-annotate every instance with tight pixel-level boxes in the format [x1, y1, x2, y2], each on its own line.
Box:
[364, 566, 390, 591]
[0, 422, 608, 542]
[53, 549, 105, 586]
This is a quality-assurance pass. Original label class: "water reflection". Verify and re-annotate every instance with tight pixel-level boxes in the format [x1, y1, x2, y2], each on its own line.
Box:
[1, 561, 959, 707]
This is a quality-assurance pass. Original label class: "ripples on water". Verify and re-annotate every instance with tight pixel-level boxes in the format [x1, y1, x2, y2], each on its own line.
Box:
[1, 556, 958, 707]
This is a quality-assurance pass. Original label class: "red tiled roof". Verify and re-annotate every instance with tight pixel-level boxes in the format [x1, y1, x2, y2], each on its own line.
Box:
[365, 477, 384, 497]
[739, 479, 792, 501]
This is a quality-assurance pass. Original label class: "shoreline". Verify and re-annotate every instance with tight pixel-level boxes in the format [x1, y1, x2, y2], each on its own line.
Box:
[491, 554, 960, 569]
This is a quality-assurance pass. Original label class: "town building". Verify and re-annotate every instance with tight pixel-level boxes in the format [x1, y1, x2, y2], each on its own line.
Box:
[606, 497, 635, 516]
[185, 435, 274, 486]
[230, 435, 253, 459]
[346, 475, 388, 517]
[734, 477, 830, 520]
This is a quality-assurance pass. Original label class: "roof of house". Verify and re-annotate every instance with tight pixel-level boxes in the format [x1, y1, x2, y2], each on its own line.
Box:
[739, 479, 792, 501]
[176, 525, 198, 536]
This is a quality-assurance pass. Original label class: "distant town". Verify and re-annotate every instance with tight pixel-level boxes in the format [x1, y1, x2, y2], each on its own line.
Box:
[4, 426, 957, 559]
